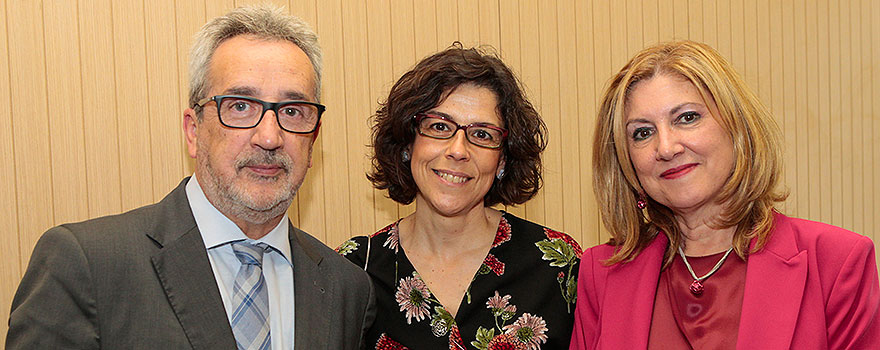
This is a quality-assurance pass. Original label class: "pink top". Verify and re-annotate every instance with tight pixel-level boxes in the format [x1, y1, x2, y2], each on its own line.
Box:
[648, 251, 747, 349]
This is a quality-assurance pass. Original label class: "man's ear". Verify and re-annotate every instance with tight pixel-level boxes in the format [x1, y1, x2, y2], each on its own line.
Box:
[308, 121, 322, 168]
[183, 108, 199, 158]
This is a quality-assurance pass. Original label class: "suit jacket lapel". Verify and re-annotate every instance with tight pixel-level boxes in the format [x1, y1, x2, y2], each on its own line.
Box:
[290, 225, 330, 349]
[149, 179, 236, 349]
[737, 213, 808, 349]
[600, 235, 667, 349]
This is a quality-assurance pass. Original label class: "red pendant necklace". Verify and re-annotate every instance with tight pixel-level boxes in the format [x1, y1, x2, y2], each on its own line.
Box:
[677, 246, 734, 296]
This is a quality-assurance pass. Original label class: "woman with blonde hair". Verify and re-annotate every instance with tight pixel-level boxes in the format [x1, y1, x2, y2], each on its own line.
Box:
[571, 40, 880, 349]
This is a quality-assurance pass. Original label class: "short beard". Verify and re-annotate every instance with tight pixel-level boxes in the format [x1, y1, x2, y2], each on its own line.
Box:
[198, 147, 300, 225]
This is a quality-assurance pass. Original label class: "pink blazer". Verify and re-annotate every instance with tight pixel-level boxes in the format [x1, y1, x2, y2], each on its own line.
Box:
[570, 213, 880, 349]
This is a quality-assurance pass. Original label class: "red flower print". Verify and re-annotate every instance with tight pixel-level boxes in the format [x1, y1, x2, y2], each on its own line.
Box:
[493, 217, 512, 247]
[449, 325, 466, 350]
[372, 223, 394, 237]
[376, 333, 409, 350]
[484, 254, 506, 276]
[487, 333, 527, 350]
[544, 228, 583, 258]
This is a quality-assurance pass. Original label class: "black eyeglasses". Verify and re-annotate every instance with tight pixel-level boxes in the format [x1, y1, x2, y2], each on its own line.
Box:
[194, 95, 325, 134]
[413, 113, 508, 149]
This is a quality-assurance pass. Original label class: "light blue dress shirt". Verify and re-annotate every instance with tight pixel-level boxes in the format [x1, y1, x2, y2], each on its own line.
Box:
[186, 175, 295, 350]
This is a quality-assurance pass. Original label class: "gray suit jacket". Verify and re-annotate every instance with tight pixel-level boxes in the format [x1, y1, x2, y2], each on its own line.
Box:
[7, 178, 375, 349]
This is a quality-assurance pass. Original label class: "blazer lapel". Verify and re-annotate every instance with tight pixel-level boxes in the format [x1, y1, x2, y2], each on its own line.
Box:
[149, 179, 236, 350]
[600, 235, 667, 349]
[290, 225, 330, 349]
[737, 213, 808, 350]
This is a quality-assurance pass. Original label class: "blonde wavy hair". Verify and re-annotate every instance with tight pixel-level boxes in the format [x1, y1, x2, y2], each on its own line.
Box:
[593, 40, 788, 266]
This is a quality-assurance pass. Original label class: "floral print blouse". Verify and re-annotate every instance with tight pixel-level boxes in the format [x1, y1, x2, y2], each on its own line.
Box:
[337, 211, 582, 349]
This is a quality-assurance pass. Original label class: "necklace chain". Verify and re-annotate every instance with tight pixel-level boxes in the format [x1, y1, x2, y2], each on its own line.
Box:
[677, 246, 734, 282]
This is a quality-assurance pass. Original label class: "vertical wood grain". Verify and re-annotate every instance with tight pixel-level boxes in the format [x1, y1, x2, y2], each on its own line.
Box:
[43, 1, 88, 225]
[793, 0, 810, 218]
[0, 0, 19, 343]
[861, 0, 875, 244]
[413, 0, 439, 59]
[575, 0, 600, 247]
[288, 0, 323, 234]
[519, 0, 544, 224]
[145, 0, 184, 201]
[8, 0, 53, 269]
[112, 0, 154, 212]
[538, 0, 563, 229]
[839, 0, 854, 229]
[79, 0, 123, 219]
[497, 0, 526, 219]
[805, 0, 823, 221]
[828, 0, 843, 227]
[313, 0, 348, 243]
[364, 0, 398, 230]
[175, 0, 206, 182]
[558, 0, 582, 237]
[340, 0, 375, 244]
[848, 0, 865, 234]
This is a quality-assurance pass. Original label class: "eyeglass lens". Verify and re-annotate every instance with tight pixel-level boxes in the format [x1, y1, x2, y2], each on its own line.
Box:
[417, 115, 504, 148]
[218, 97, 319, 132]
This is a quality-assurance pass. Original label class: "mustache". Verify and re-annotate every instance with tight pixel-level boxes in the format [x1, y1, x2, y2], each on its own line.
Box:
[235, 150, 293, 173]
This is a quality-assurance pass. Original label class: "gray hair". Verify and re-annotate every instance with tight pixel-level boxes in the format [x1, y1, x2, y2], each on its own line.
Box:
[188, 4, 323, 110]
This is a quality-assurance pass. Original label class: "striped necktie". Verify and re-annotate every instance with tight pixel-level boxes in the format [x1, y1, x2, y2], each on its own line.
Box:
[230, 241, 272, 350]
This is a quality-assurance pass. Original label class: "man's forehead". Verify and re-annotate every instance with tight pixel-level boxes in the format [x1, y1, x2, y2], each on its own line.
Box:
[220, 86, 311, 101]
[206, 36, 317, 101]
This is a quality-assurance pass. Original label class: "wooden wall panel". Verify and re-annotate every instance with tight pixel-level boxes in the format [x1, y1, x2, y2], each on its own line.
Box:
[538, 1, 563, 230]
[8, 0, 53, 271]
[315, 0, 348, 244]
[146, 0, 185, 201]
[364, 0, 398, 229]
[79, 0, 123, 219]
[0, 0, 18, 343]
[519, 0, 544, 224]
[558, 0, 582, 239]
[44, 1, 88, 226]
[3, 1, 880, 334]
[112, 0, 154, 212]
[497, 0, 525, 220]
[575, 0, 599, 248]
[340, 0, 375, 243]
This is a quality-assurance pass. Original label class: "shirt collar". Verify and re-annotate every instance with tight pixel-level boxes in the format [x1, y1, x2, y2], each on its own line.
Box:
[186, 174, 292, 264]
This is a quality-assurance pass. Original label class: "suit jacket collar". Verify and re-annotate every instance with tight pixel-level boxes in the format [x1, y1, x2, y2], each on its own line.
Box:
[599, 234, 667, 349]
[289, 224, 330, 349]
[737, 212, 808, 349]
[148, 178, 237, 349]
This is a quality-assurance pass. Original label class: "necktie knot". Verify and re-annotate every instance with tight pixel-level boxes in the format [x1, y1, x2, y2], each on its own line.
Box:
[232, 241, 270, 266]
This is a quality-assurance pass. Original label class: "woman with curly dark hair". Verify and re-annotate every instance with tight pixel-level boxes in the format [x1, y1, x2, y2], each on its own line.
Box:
[338, 44, 581, 349]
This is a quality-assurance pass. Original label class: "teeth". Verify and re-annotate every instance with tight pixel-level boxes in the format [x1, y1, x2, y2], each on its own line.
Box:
[437, 171, 468, 184]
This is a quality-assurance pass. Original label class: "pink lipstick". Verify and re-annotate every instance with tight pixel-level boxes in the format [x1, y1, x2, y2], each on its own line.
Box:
[660, 163, 697, 179]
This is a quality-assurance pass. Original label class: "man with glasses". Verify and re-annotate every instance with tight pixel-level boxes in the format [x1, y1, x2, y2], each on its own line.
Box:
[7, 5, 374, 349]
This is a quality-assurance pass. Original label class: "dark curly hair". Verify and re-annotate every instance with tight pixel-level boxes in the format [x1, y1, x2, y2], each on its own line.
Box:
[368, 43, 547, 206]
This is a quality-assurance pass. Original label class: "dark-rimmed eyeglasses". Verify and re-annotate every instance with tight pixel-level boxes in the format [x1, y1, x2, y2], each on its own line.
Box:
[414, 113, 508, 149]
[194, 95, 325, 134]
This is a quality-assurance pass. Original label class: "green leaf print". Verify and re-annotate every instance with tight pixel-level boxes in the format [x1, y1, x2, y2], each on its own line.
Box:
[471, 326, 495, 350]
[336, 239, 359, 256]
[535, 239, 576, 267]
